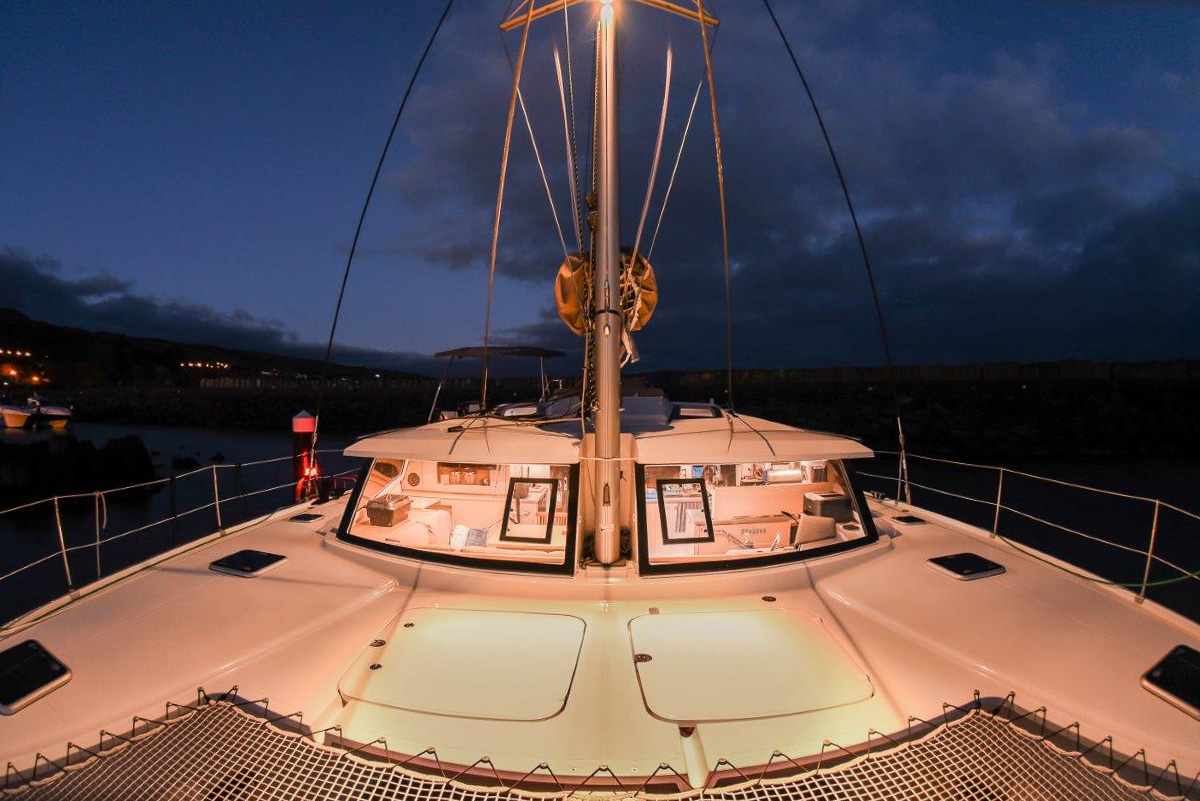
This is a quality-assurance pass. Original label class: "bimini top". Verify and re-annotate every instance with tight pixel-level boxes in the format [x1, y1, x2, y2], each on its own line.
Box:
[346, 408, 872, 466]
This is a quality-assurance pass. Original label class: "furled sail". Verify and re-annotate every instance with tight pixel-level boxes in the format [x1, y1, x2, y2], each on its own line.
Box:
[554, 250, 657, 336]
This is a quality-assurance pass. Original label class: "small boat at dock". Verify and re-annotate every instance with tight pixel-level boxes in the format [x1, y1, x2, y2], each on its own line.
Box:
[0, 399, 31, 429]
[26, 396, 72, 430]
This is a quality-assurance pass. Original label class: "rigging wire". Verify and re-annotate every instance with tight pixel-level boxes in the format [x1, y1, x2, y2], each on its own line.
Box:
[310, 0, 456, 456]
[695, 0, 735, 409]
[483, 0, 539, 410]
[620, 46, 674, 370]
[585, 16, 601, 214]
[647, 77, 703, 261]
[554, 49, 584, 253]
[561, 0, 585, 250]
[581, 26, 603, 424]
[629, 47, 672, 264]
[500, 31, 571, 260]
[760, 0, 910, 501]
[517, 86, 571, 259]
[646, 30, 720, 261]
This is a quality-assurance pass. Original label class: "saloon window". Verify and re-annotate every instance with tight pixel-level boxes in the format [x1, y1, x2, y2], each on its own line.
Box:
[339, 459, 577, 573]
[638, 460, 876, 573]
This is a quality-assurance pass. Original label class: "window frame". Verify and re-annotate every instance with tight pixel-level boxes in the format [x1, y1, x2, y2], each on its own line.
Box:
[635, 459, 880, 576]
[653, 477, 716, 546]
[337, 460, 580, 576]
[498, 477, 560, 544]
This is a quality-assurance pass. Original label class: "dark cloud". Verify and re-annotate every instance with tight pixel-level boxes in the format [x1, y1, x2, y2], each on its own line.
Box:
[6, 0, 1198, 373]
[457, 0, 1200, 368]
[0, 248, 441, 372]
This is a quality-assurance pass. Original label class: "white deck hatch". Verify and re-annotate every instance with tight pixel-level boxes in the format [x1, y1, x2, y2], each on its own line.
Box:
[339, 608, 586, 722]
[629, 610, 873, 722]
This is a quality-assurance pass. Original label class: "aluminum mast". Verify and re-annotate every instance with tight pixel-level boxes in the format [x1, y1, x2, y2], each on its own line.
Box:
[591, 0, 622, 565]
[498, 0, 717, 566]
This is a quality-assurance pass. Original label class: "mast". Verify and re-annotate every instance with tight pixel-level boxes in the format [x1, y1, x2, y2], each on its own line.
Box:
[591, 0, 622, 565]
[499, 0, 716, 565]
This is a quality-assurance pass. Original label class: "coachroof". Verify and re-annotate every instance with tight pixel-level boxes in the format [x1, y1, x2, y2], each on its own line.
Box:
[345, 412, 872, 465]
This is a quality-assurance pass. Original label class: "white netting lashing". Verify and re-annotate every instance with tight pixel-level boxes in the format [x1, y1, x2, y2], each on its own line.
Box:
[7, 692, 1197, 800]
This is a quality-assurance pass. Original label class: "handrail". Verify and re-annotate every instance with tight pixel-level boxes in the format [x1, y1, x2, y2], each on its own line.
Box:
[0, 448, 347, 518]
[0, 450, 359, 627]
[865, 450, 1200, 602]
[3, 443, 1195, 618]
[874, 450, 1162, 503]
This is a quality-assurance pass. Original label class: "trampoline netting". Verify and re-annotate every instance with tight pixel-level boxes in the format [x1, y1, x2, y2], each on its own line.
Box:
[10, 697, 1196, 801]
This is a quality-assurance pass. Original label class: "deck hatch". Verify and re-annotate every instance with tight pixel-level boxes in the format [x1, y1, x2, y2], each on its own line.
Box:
[340, 608, 586, 722]
[927, 553, 1006, 580]
[0, 640, 71, 715]
[1142, 644, 1200, 720]
[208, 550, 287, 577]
[628, 610, 872, 722]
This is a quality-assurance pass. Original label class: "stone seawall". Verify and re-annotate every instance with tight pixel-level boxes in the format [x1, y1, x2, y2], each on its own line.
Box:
[51, 368, 1200, 461]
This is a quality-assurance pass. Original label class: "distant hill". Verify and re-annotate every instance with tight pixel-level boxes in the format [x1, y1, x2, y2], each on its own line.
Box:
[0, 308, 427, 388]
[4, 305, 1199, 394]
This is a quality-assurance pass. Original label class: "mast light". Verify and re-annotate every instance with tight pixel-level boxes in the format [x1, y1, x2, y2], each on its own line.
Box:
[500, 0, 716, 32]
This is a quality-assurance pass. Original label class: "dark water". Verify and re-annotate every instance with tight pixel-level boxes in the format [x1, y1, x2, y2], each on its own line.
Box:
[0, 423, 359, 622]
[2, 424, 1198, 625]
[1, 421, 354, 464]
[857, 455, 1200, 623]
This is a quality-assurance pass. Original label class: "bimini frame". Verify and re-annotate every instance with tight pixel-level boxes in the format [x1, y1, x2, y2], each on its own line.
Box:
[427, 346, 564, 423]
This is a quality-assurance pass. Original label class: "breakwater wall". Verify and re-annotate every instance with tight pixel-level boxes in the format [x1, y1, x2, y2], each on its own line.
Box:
[55, 359, 1200, 461]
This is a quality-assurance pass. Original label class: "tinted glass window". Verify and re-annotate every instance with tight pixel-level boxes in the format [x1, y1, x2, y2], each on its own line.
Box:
[342, 459, 575, 570]
[641, 460, 871, 568]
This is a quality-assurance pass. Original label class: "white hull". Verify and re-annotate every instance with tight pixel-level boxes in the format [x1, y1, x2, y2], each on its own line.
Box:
[1, 492, 1196, 787]
[1, 2, 1193, 796]
[32, 405, 71, 430]
[0, 408, 30, 428]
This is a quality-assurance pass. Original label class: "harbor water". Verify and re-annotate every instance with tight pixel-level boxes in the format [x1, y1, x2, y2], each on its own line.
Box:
[2, 422, 1198, 625]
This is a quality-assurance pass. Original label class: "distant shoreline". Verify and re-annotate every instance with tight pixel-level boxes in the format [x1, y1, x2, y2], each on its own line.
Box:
[35, 373, 1200, 462]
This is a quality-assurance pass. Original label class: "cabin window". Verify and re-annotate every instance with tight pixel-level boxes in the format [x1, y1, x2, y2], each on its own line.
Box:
[637, 460, 876, 573]
[339, 459, 577, 574]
